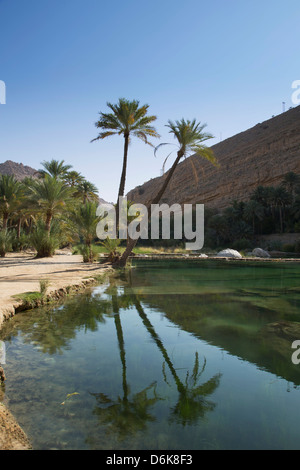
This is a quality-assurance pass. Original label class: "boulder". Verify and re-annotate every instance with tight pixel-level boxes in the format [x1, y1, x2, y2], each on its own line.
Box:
[216, 249, 242, 259]
[252, 247, 270, 258]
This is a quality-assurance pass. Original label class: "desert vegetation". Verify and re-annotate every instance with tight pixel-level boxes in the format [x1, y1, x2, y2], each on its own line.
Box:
[0, 159, 100, 259]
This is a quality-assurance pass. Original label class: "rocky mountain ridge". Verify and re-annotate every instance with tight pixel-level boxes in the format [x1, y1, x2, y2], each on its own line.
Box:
[127, 105, 300, 209]
[0, 160, 38, 180]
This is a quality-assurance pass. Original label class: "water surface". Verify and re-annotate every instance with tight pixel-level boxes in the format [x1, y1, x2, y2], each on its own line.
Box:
[0, 260, 300, 450]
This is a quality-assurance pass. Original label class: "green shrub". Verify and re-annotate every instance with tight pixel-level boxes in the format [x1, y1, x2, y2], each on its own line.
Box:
[294, 222, 300, 233]
[282, 244, 295, 253]
[30, 221, 60, 258]
[265, 240, 283, 251]
[100, 237, 121, 263]
[232, 238, 253, 251]
[0, 230, 13, 257]
[78, 244, 98, 263]
[11, 229, 30, 252]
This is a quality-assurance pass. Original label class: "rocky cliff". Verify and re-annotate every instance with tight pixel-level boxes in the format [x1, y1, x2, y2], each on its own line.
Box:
[0, 160, 38, 180]
[127, 105, 300, 209]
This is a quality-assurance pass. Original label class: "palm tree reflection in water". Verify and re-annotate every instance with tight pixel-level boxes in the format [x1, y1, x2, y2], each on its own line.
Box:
[90, 283, 162, 439]
[90, 275, 221, 440]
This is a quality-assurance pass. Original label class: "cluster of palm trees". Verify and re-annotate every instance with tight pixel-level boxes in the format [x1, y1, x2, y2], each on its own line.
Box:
[0, 159, 99, 259]
[205, 172, 300, 250]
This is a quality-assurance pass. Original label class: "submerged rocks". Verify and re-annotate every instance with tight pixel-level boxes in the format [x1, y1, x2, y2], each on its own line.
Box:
[252, 247, 270, 258]
[216, 249, 243, 259]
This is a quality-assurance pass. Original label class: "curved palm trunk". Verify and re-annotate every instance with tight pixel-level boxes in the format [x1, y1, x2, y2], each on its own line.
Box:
[116, 150, 183, 267]
[115, 133, 129, 237]
[133, 295, 184, 393]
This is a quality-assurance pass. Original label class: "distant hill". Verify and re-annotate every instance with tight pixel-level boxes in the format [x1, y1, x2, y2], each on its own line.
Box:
[0, 160, 110, 204]
[127, 105, 300, 209]
[0, 160, 38, 180]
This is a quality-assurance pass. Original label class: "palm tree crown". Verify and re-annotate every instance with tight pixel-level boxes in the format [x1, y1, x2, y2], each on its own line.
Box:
[39, 159, 73, 179]
[152, 118, 217, 206]
[92, 98, 160, 207]
[92, 98, 160, 146]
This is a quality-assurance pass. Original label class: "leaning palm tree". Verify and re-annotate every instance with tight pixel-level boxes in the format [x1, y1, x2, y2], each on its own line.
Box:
[38, 159, 73, 179]
[117, 118, 217, 267]
[91, 98, 160, 229]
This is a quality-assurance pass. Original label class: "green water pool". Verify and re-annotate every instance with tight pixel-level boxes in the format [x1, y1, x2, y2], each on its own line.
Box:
[0, 260, 300, 450]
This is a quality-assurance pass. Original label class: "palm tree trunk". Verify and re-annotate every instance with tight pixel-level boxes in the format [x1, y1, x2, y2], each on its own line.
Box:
[279, 206, 283, 233]
[45, 212, 52, 234]
[116, 150, 183, 267]
[17, 219, 21, 239]
[115, 133, 129, 237]
[2, 212, 8, 231]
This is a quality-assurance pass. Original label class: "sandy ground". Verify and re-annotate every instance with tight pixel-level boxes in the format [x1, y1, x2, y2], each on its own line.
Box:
[0, 250, 111, 450]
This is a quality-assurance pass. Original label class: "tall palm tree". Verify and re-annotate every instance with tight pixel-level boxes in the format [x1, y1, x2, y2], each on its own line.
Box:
[273, 186, 292, 233]
[29, 174, 73, 234]
[38, 159, 73, 179]
[281, 172, 300, 203]
[91, 98, 160, 229]
[117, 118, 217, 266]
[0, 174, 23, 230]
[243, 200, 265, 233]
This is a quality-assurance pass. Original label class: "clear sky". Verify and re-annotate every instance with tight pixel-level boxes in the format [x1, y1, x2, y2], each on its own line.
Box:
[0, 0, 299, 202]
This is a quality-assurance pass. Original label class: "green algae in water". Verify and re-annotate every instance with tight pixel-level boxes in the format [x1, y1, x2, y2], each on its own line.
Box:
[1, 261, 300, 450]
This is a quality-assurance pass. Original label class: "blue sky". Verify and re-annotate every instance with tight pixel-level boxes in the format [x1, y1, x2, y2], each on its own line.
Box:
[0, 0, 299, 202]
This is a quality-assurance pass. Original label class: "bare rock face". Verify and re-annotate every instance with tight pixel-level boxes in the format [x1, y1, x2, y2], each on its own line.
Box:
[127, 106, 300, 209]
